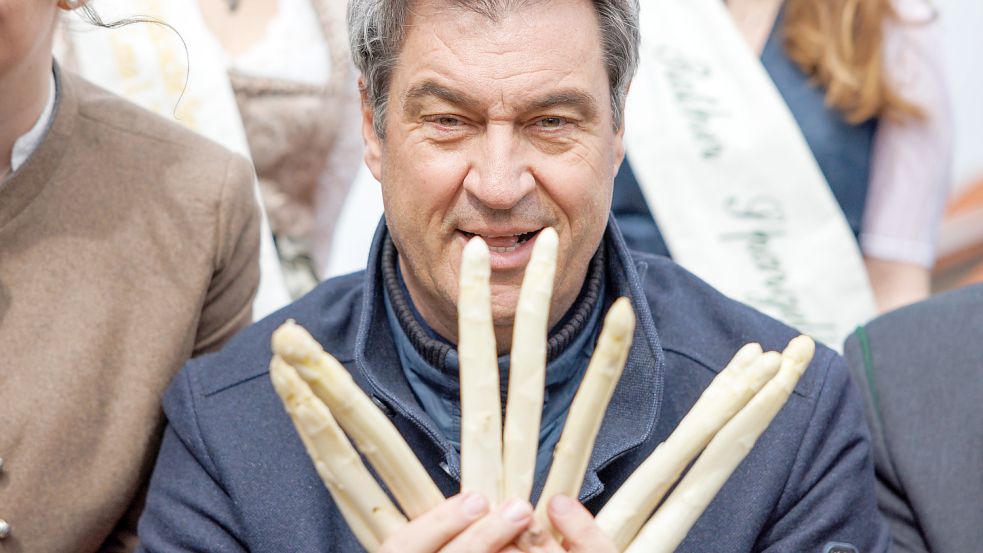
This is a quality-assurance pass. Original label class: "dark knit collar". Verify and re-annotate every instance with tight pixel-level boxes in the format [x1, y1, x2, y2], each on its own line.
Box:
[381, 234, 605, 374]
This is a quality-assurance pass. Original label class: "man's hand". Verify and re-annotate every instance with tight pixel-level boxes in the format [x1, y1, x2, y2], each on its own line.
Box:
[517, 495, 618, 553]
[378, 493, 534, 553]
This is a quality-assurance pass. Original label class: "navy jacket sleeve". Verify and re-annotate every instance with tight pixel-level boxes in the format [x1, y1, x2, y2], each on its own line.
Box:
[137, 365, 247, 553]
[757, 354, 891, 552]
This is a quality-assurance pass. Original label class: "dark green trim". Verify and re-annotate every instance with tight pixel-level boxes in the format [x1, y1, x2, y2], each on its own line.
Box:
[855, 325, 885, 431]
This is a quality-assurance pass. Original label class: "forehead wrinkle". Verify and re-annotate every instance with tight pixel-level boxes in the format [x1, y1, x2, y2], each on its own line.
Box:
[397, 2, 609, 121]
[416, 2, 594, 74]
[402, 69, 595, 120]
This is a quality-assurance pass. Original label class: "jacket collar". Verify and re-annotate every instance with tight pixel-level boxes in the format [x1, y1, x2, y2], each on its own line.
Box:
[0, 63, 76, 229]
[352, 217, 665, 501]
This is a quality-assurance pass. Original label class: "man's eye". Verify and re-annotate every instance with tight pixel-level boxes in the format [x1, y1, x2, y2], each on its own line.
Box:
[430, 116, 462, 127]
[537, 117, 567, 129]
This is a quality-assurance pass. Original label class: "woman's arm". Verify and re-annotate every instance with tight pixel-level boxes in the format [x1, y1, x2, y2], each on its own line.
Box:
[193, 154, 262, 354]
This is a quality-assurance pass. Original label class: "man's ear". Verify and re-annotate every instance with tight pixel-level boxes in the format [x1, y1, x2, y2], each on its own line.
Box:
[359, 77, 384, 183]
[614, 119, 626, 168]
[612, 119, 627, 178]
[612, 83, 630, 176]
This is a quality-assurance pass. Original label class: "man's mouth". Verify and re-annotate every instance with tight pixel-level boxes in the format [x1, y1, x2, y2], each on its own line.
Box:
[459, 229, 542, 253]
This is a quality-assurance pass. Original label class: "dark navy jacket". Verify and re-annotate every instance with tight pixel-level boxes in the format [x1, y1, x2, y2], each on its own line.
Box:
[138, 219, 889, 552]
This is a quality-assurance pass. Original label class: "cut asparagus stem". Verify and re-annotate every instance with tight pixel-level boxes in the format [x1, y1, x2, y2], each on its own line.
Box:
[503, 228, 559, 501]
[595, 344, 781, 550]
[533, 297, 636, 538]
[269, 356, 406, 550]
[624, 336, 816, 553]
[272, 323, 445, 519]
[458, 236, 504, 505]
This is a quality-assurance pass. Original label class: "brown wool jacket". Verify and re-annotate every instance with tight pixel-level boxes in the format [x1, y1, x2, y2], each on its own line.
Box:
[0, 69, 260, 553]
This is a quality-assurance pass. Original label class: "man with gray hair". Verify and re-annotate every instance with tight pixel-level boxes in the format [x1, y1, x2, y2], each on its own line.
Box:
[136, 1, 889, 551]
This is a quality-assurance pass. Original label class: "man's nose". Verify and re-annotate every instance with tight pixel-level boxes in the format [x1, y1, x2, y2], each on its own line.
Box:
[462, 124, 535, 210]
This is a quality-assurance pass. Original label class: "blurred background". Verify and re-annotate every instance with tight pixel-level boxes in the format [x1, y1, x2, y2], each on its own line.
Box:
[56, 0, 983, 302]
[933, 0, 983, 290]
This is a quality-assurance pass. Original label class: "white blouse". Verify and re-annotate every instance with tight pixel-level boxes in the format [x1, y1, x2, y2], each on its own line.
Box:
[9, 73, 57, 175]
[860, 0, 954, 268]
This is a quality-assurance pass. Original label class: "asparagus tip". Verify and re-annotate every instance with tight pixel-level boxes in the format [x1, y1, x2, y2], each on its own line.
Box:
[603, 297, 636, 338]
[783, 335, 815, 364]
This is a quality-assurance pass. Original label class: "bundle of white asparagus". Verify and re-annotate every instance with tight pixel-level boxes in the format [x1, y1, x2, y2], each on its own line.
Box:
[269, 228, 816, 552]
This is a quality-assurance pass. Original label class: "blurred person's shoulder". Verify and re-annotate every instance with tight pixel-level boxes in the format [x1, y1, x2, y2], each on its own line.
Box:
[66, 70, 254, 204]
[852, 283, 983, 355]
[843, 284, 983, 552]
[843, 283, 983, 416]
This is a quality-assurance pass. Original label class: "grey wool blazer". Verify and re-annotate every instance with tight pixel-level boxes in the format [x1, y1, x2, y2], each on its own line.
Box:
[844, 284, 983, 553]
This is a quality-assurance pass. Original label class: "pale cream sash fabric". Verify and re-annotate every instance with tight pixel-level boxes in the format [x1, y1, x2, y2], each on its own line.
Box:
[56, 0, 290, 319]
[624, 0, 876, 347]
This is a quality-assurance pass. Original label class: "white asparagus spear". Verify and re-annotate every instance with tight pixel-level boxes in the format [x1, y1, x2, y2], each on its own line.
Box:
[272, 323, 445, 519]
[533, 297, 636, 537]
[324, 476, 383, 552]
[457, 236, 504, 504]
[625, 336, 816, 553]
[595, 344, 781, 550]
[503, 228, 559, 501]
[269, 356, 406, 550]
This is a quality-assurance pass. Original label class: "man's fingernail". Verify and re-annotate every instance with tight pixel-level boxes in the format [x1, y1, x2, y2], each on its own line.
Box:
[462, 493, 488, 518]
[549, 494, 576, 517]
[502, 499, 533, 524]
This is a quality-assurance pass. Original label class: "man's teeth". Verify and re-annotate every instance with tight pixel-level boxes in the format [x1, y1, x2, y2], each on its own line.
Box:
[467, 230, 539, 253]
[489, 243, 520, 254]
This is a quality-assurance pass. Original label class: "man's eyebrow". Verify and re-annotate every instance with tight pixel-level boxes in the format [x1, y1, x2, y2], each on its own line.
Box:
[402, 81, 482, 113]
[525, 90, 598, 118]
[402, 83, 599, 120]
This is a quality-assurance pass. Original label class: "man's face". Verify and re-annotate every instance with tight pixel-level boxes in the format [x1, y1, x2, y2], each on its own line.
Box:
[363, 0, 625, 349]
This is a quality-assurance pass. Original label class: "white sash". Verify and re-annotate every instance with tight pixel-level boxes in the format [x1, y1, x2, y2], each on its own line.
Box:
[57, 0, 290, 319]
[624, 0, 876, 347]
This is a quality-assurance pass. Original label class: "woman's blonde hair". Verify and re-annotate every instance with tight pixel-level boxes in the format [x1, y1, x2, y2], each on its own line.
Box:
[783, 0, 923, 123]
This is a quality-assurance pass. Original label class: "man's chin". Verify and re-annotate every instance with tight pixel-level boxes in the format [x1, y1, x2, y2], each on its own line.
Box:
[488, 288, 523, 329]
